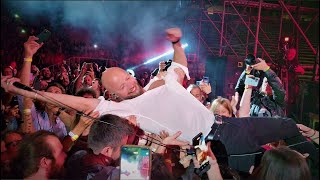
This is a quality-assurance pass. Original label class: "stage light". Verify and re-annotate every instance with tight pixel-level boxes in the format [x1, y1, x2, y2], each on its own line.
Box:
[93, 44, 98, 48]
[143, 43, 188, 65]
[284, 37, 290, 42]
[128, 43, 188, 70]
[126, 69, 135, 77]
[14, 14, 19, 18]
[21, 29, 26, 33]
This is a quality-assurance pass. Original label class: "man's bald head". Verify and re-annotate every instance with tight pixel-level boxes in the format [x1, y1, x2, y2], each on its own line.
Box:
[101, 67, 144, 100]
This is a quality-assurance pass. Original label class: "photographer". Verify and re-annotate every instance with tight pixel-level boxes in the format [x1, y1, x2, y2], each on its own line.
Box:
[236, 56, 286, 117]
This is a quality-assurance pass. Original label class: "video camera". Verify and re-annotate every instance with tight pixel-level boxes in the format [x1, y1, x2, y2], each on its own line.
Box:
[244, 54, 261, 78]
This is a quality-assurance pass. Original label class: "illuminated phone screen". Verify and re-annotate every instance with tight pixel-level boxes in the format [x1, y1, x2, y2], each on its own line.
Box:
[120, 146, 151, 180]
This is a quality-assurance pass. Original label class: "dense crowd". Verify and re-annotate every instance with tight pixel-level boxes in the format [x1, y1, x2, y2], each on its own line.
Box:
[1, 28, 319, 180]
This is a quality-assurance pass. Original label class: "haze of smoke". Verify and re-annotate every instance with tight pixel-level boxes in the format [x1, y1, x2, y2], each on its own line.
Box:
[5, 1, 185, 58]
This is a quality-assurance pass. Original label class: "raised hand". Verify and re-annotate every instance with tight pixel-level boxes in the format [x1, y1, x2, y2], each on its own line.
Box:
[24, 36, 43, 58]
[199, 82, 212, 95]
[80, 62, 87, 75]
[159, 61, 166, 72]
[165, 28, 182, 43]
[1, 76, 21, 93]
[251, 58, 270, 71]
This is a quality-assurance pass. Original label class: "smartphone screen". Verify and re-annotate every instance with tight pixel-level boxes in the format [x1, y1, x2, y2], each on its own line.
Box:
[36, 29, 51, 44]
[245, 76, 260, 87]
[120, 145, 151, 180]
[202, 76, 209, 84]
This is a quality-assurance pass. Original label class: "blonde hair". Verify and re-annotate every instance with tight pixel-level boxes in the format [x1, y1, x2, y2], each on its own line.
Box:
[210, 96, 232, 116]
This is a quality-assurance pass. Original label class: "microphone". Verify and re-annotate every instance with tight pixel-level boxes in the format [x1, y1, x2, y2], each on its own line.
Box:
[13, 82, 33, 92]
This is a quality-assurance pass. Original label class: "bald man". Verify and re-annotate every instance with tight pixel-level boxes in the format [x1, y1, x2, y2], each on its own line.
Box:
[2, 28, 215, 142]
[102, 28, 188, 101]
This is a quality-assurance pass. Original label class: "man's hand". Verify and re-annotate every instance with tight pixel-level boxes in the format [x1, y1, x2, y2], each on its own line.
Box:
[78, 111, 98, 129]
[24, 36, 43, 58]
[1, 76, 20, 93]
[126, 115, 137, 126]
[297, 124, 315, 137]
[88, 67, 95, 79]
[72, 111, 99, 136]
[166, 28, 182, 43]
[162, 131, 189, 146]
[252, 58, 270, 72]
[199, 82, 212, 95]
[159, 130, 169, 140]
[80, 62, 88, 75]
[159, 61, 166, 72]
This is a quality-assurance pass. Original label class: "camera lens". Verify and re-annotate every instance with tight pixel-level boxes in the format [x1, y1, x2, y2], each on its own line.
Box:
[244, 54, 256, 65]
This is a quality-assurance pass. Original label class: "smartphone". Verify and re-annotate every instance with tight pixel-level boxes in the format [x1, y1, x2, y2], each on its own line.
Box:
[244, 76, 260, 87]
[86, 63, 93, 70]
[120, 145, 151, 180]
[196, 81, 201, 86]
[202, 76, 209, 84]
[36, 29, 51, 44]
[192, 132, 203, 146]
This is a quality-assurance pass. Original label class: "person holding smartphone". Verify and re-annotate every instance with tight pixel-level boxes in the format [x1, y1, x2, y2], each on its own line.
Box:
[237, 58, 286, 117]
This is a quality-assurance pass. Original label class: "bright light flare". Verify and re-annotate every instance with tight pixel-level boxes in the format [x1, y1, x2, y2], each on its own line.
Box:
[143, 43, 188, 65]
[284, 37, 290, 42]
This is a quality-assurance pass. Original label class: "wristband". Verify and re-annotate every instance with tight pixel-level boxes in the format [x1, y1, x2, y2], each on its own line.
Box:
[24, 57, 32, 62]
[172, 39, 180, 44]
[68, 131, 79, 141]
[308, 130, 316, 138]
[23, 109, 31, 114]
[264, 66, 270, 72]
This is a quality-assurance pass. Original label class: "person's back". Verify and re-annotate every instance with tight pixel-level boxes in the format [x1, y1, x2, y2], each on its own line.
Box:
[66, 149, 120, 180]
[250, 146, 311, 180]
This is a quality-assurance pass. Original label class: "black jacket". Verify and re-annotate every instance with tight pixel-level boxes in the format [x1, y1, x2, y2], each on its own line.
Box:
[235, 69, 286, 117]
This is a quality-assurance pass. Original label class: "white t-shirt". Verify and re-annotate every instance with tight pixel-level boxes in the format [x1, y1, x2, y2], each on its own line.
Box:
[94, 62, 214, 142]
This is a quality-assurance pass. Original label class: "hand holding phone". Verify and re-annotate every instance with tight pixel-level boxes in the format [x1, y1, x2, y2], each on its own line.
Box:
[202, 76, 209, 84]
[36, 29, 51, 44]
[86, 63, 93, 70]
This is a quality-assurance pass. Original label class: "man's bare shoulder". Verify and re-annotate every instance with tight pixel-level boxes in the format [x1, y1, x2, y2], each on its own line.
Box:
[147, 79, 165, 91]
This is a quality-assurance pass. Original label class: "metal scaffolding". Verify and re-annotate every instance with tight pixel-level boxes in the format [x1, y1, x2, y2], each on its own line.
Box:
[184, 0, 319, 116]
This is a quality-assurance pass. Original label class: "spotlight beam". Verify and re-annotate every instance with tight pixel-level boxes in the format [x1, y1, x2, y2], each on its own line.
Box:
[129, 43, 188, 70]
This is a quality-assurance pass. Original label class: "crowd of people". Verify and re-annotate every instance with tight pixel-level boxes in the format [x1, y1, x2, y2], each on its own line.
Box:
[1, 28, 319, 180]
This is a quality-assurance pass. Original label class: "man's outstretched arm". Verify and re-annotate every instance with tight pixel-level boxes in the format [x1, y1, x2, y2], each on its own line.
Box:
[167, 28, 188, 85]
[2, 76, 100, 114]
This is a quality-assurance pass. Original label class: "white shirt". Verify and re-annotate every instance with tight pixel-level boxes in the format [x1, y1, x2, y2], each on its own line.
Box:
[94, 62, 214, 143]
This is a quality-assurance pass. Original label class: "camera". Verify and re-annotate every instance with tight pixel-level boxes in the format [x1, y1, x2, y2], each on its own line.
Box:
[244, 54, 256, 66]
[244, 54, 261, 78]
